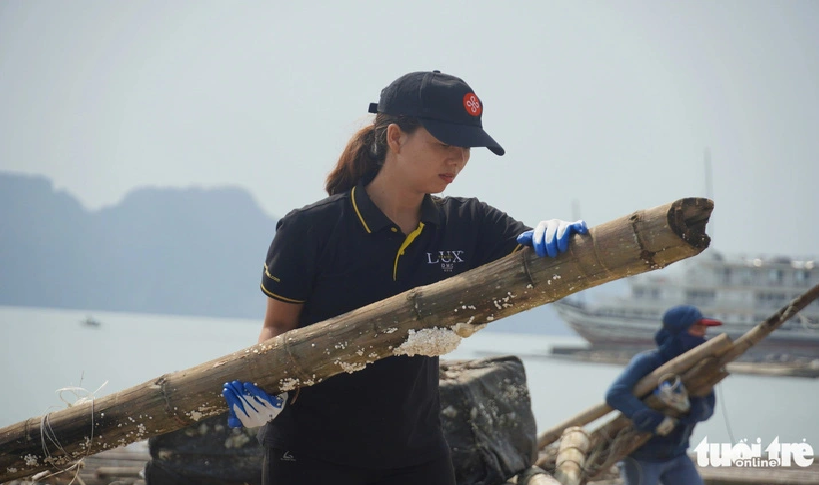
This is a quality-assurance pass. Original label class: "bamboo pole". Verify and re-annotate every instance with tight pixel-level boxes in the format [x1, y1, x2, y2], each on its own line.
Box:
[554, 427, 590, 485]
[574, 282, 819, 484]
[719, 283, 819, 363]
[0, 198, 713, 483]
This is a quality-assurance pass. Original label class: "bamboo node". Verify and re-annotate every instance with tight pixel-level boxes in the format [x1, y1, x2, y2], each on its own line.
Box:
[628, 212, 659, 269]
[520, 247, 537, 289]
[156, 376, 191, 427]
[406, 288, 424, 320]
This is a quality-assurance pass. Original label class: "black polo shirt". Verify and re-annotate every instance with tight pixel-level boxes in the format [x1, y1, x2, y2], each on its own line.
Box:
[259, 181, 529, 468]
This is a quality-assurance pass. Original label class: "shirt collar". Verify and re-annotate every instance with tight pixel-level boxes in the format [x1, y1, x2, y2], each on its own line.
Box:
[351, 181, 440, 234]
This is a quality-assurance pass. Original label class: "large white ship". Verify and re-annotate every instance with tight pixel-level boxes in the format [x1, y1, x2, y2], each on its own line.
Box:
[553, 249, 819, 358]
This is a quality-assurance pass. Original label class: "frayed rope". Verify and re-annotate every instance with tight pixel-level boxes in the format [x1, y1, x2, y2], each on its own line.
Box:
[35, 379, 109, 485]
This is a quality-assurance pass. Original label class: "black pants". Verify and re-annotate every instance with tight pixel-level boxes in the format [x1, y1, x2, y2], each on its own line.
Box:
[262, 447, 457, 485]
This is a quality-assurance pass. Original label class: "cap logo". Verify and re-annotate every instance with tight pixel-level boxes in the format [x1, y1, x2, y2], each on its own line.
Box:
[463, 93, 482, 117]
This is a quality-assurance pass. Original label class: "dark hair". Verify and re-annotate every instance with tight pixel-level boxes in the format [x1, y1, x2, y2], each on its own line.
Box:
[325, 114, 421, 195]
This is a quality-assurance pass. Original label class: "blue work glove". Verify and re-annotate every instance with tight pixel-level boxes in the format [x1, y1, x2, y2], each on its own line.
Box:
[631, 408, 676, 436]
[516, 219, 588, 258]
[222, 380, 287, 429]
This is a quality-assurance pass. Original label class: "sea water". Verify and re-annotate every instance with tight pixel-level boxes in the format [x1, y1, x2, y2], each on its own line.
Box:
[1, 305, 816, 448]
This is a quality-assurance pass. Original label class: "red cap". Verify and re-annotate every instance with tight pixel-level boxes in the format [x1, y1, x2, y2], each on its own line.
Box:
[697, 318, 722, 327]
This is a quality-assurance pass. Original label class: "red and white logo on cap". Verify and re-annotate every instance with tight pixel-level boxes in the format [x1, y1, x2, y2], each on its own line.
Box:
[463, 93, 482, 117]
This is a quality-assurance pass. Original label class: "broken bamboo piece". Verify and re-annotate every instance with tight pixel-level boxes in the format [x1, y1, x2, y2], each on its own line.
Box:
[552, 282, 819, 484]
[0, 197, 713, 483]
[512, 467, 562, 484]
[554, 427, 590, 485]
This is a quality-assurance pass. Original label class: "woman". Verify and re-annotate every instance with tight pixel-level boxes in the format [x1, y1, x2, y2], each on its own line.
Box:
[222, 70, 587, 485]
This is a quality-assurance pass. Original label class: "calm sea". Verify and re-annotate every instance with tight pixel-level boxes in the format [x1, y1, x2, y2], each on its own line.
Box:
[1, 305, 816, 447]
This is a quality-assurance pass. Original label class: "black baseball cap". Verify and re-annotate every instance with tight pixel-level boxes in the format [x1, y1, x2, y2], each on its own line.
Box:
[368, 71, 505, 156]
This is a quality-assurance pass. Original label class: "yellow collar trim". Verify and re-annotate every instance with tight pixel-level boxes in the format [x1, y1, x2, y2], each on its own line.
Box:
[393, 222, 425, 281]
[350, 186, 372, 234]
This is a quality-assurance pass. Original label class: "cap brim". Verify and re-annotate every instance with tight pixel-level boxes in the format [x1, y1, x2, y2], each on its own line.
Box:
[420, 118, 505, 156]
[697, 318, 722, 327]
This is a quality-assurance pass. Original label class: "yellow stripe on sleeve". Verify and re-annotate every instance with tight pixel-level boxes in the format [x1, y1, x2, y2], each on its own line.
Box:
[260, 283, 305, 303]
[264, 263, 281, 282]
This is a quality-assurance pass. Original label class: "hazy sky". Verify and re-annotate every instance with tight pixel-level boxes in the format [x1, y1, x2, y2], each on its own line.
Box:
[2, 1, 817, 258]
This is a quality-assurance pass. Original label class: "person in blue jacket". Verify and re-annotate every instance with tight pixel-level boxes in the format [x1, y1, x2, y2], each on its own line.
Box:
[605, 305, 722, 485]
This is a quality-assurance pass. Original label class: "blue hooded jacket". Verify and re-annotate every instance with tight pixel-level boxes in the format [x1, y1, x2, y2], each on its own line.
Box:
[604, 305, 716, 462]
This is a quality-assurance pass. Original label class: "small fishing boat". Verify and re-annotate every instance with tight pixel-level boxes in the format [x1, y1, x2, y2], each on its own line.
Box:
[81, 315, 102, 327]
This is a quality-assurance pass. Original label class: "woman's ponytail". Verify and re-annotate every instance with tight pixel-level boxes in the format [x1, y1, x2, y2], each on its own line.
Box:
[324, 114, 421, 195]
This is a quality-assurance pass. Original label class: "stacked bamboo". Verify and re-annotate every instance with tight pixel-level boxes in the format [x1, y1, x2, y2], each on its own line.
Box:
[0, 198, 713, 483]
[534, 282, 819, 485]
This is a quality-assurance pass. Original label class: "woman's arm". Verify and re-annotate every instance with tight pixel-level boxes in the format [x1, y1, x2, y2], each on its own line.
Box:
[258, 297, 304, 343]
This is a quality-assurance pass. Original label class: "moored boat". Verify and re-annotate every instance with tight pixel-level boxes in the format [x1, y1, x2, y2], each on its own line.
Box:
[553, 249, 819, 358]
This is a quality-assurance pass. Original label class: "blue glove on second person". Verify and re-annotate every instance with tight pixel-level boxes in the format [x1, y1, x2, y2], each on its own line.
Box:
[222, 380, 287, 429]
[654, 375, 690, 413]
[516, 219, 589, 258]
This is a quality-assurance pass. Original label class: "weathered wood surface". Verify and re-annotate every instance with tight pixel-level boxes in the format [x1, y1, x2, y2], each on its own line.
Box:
[554, 427, 590, 485]
[1, 442, 151, 485]
[0, 198, 713, 483]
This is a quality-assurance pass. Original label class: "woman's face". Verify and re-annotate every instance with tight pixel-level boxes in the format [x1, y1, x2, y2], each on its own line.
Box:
[388, 125, 470, 194]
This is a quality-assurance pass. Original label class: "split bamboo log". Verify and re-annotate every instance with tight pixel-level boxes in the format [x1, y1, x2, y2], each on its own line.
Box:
[560, 282, 819, 484]
[0, 197, 713, 483]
